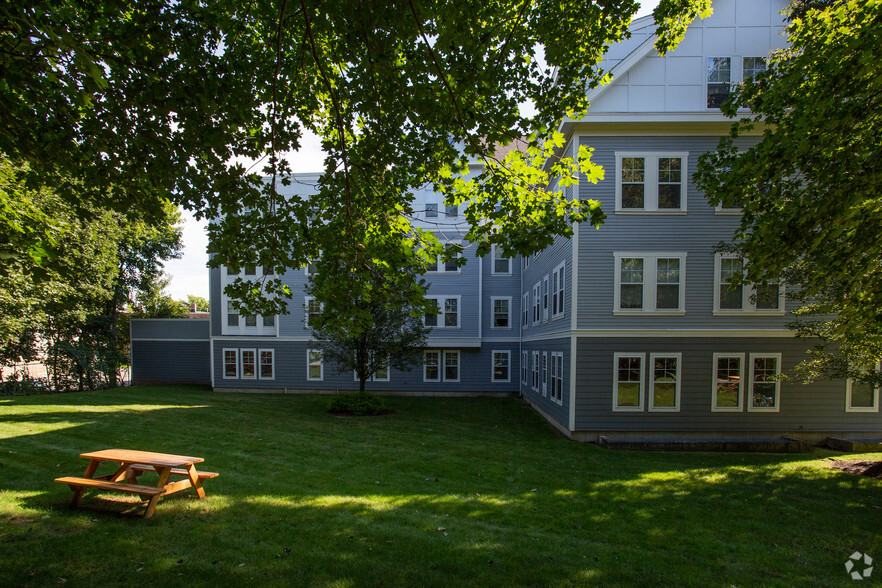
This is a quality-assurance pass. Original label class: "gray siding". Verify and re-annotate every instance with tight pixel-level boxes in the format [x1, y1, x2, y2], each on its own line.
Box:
[130, 318, 209, 340]
[520, 337, 570, 427]
[521, 230, 573, 339]
[575, 135, 799, 331]
[212, 341, 520, 394]
[481, 251, 522, 341]
[573, 336, 882, 433]
[132, 340, 210, 384]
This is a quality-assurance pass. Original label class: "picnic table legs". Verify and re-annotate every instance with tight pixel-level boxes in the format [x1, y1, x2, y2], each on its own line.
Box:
[70, 459, 101, 507]
[186, 464, 206, 499]
[143, 467, 172, 519]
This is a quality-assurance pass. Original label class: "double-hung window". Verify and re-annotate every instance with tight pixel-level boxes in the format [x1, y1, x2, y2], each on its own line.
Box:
[542, 276, 550, 322]
[613, 353, 644, 411]
[531, 351, 540, 391]
[223, 349, 238, 379]
[521, 351, 528, 385]
[491, 245, 511, 275]
[550, 352, 564, 404]
[491, 297, 511, 329]
[307, 349, 323, 381]
[846, 364, 880, 412]
[615, 153, 688, 212]
[423, 350, 459, 383]
[305, 296, 323, 327]
[424, 350, 441, 382]
[714, 255, 784, 314]
[541, 352, 548, 396]
[551, 263, 565, 318]
[707, 57, 731, 108]
[492, 351, 510, 383]
[532, 284, 540, 325]
[522, 293, 530, 328]
[748, 353, 781, 412]
[424, 296, 460, 328]
[426, 244, 462, 273]
[614, 253, 686, 314]
[241, 349, 257, 379]
[649, 353, 681, 412]
[425, 188, 439, 219]
[742, 57, 766, 82]
[712, 353, 745, 411]
[443, 350, 460, 382]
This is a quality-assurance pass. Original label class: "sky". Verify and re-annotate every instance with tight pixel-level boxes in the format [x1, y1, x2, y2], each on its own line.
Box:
[162, 0, 661, 301]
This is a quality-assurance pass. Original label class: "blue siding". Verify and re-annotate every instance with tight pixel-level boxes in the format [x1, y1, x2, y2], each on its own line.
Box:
[520, 337, 570, 428]
[132, 340, 210, 384]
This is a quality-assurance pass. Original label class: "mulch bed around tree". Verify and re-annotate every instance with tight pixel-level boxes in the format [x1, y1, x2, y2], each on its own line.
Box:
[828, 459, 882, 478]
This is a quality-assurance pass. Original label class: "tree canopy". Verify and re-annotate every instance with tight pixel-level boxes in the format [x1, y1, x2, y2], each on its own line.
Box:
[694, 0, 882, 384]
[2, 0, 711, 325]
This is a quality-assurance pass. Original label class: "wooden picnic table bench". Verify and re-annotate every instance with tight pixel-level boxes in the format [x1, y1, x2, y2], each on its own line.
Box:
[55, 449, 217, 518]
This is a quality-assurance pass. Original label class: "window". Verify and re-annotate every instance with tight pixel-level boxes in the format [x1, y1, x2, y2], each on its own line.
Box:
[714, 255, 784, 314]
[492, 351, 510, 383]
[426, 245, 462, 273]
[748, 353, 781, 412]
[444, 298, 459, 327]
[443, 350, 460, 382]
[532, 283, 540, 325]
[305, 260, 318, 276]
[425, 202, 438, 218]
[523, 256, 530, 269]
[707, 57, 731, 108]
[307, 349, 323, 381]
[615, 153, 688, 212]
[521, 351, 528, 385]
[552, 263, 565, 318]
[649, 353, 681, 411]
[530, 351, 539, 392]
[446, 204, 459, 218]
[541, 352, 548, 396]
[846, 364, 880, 412]
[542, 276, 549, 322]
[305, 297, 323, 327]
[241, 349, 256, 379]
[712, 353, 745, 412]
[548, 352, 564, 404]
[227, 301, 239, 327]
[424, 350, 440, 382]
[244, 313, 257, 327]
[743, 57, 766, 81]
[259, 349, 275, 380]
[244, 265, 256, 276]
[354, 354, 390, 382]
[492, 245, 511, 275]
[614, 253, 686, 313]
[522, 293, 530, 328]
[491, 297, 511, 329]
[422, 296, 461, 328]
[223, 349, 238, 379]
[613, 353, 644, 411]
[263, 315, 275, 328]
[226, 266, 238, 276]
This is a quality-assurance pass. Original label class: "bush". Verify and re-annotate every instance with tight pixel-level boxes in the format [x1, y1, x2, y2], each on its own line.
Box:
[328, 392, 385, 416]
[0, 373, 50, 396]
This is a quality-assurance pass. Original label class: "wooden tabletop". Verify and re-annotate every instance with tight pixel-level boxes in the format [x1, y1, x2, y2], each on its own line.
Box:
[79, 449, 204, 468]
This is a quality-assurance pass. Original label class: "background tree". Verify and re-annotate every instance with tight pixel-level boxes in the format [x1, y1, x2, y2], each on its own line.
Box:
[2, 0, 710, 323]
[307, 234, 431, 394]
[694, 0, 882, 386]
[187, 295, 209, 312]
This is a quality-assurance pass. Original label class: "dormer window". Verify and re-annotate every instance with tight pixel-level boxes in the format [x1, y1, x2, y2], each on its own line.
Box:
[707, 57, 731, 108]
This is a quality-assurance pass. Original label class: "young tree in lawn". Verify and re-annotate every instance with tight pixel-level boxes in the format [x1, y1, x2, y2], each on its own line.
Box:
[694, 0, 882, 386]
[1, 0, 711, 322]
[306, 231, 432, 394]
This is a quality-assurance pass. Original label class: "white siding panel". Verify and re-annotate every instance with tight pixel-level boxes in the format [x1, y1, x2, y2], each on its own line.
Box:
[703, 27, 736, 54]
[736, 27, 772, 54]
[629, 86, 665, 111]
[674, 27, 704, 56]
[665, 57, 704, 84]
[736, 0, 774, 25]
[591, 85, 629, 111]
[665, 85, 704, 112]
[629, 57, 666, 85]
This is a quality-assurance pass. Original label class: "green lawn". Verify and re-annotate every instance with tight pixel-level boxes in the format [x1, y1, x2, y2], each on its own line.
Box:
[1, 386, 880, 587]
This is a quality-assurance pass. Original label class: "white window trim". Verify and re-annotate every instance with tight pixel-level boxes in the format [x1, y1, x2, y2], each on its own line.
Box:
[490, 296, 512, 330]
[613, 352, 645, 412]
[713, 254, 785, 316]
[531, 351, 540, 392]
[706, 56, 733, 111]
[846, 363, 881, 413]
[648, 352, 682, 412]
[425, 295, 462, 329]
[613, 252, 687, 315]
[492, 350, 511, 383]
[532, 283, 540, 326]
[307, 349, 323, 382]
[240, 348, 257, 380]
[426, 243, 463, 274]
[221, 298, 277, 336]
[551, 352, 564, 405]
[614, 152, 689, 213]
[747, 352, 781, 413]
[443, 350, 461, 383]
[542, 276, 550, 322]
[522, 293, 530, 329]
[258, 348, 275, 381]
[541, 351, 548, 397]
[304, 296, 324, 328]
[551, 262, 565, 320]
[423, 350, 441, 383]
[521, 350, 528, 385]
[222, 348, 239, 380]
[353, 354, 390, 382]
[490, 245, 512, 276]
[711, 353, 745, 412]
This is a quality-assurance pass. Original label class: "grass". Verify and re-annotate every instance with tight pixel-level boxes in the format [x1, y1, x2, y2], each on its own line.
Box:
[1, 386, 880, 587]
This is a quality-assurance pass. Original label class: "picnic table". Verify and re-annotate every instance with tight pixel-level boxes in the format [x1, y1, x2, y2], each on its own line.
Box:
[55, 449, 218, 518]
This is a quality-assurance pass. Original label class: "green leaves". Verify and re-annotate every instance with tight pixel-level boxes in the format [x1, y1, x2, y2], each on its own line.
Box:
[694, 0, 882, 384]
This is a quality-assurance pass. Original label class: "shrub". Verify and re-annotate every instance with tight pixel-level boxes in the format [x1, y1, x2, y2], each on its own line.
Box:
[0, 373, 50, 396]
[328, 392, 385, 416]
